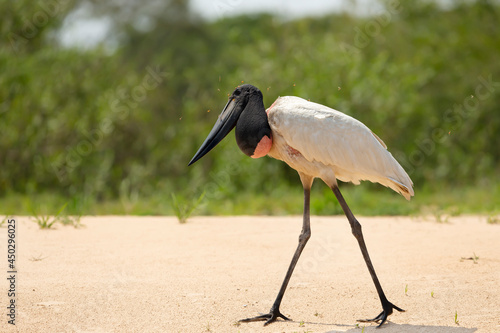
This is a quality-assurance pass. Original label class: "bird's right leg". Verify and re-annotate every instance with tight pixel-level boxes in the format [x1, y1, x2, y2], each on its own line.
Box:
[239, 174, 313, 326]
[331, 185, 404, 327]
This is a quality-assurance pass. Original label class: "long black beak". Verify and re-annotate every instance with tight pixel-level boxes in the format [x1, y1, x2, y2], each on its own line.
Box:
[188, 98, 240, 166]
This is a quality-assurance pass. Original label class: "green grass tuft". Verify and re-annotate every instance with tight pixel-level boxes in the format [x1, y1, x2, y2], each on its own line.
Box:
[30, 202, 67, 229]
[171, 191, 205, 223]
[487, 215, 500, 224]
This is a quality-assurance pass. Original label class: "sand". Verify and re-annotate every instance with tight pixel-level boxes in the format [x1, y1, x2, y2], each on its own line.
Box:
[1, 215, 499, 332]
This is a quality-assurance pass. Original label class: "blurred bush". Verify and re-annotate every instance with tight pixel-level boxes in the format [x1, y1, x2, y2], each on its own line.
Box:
[1, 0, 499, 209]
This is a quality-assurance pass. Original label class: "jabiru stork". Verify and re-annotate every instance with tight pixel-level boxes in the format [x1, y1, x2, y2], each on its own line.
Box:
[188, 84, 413, 327]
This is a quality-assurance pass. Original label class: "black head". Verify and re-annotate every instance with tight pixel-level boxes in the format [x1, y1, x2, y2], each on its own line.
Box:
[188, 84, 272, 166]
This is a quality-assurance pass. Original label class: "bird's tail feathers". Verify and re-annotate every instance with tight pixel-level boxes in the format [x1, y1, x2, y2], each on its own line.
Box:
[387, 177, 414, 201]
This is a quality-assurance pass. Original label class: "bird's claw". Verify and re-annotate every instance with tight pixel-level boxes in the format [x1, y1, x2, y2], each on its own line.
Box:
[357, 301, 404, 328]
[239, 308, 290, 326]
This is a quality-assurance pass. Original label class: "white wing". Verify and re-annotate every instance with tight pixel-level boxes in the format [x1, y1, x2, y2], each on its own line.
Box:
[267, 96, 414, 200]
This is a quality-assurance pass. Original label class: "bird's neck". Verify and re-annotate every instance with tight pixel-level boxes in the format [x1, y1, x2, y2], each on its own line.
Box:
[235, 95, 273, 158]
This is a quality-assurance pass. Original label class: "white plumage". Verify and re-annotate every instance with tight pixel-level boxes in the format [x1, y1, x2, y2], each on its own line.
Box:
[267, 96, 414, 200]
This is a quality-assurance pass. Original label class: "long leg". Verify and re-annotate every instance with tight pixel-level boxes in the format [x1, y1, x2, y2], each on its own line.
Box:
[332, 185, 404, 327]
[240, 174, 313, 326]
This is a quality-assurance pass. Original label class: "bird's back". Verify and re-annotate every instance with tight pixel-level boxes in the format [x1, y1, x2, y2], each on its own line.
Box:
[267, 96, 414, 200]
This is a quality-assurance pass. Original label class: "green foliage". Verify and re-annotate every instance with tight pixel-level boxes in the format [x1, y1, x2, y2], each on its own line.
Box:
[461, 252, 479, 264]
[1, 1, 500, 215]
[487, 215, 500, 224]
[57, 196, 84, 228]
[30, 202, 67, 229]
[58, 214, 84, 228]
[0, 215, 10, 227]
[171, 191, 205, 223]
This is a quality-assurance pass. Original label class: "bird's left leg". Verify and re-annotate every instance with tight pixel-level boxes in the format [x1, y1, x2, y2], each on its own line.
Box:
[331, 185, 404, 327]
[239, 174, 313, 326]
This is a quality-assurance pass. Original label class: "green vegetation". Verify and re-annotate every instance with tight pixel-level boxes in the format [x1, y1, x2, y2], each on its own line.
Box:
[29, 202, 67, 229]
[1, 1, 500, 217]
[461, 252, 480, 264]
[487, 215, 500, 224]
[0, 215, 9, 227]
[2, 182, 498, 217]
[170, 191, 205, 223]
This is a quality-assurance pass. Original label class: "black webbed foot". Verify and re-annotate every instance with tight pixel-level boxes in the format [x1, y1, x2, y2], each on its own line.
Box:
[358, 301, 404, 328]
[239, 307, 290, 326]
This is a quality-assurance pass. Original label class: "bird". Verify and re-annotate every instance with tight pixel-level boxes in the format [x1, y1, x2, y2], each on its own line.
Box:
[188, 84, 413, 328]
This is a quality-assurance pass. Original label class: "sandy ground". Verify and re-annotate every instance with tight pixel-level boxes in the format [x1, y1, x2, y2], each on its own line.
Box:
[1, 215, 499, 333]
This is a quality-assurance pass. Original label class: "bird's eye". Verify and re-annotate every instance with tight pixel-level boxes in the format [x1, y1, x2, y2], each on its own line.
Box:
[234, 90, 241, 96]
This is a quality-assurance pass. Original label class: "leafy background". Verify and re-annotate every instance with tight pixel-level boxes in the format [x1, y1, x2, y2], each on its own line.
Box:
[1, 0, 499, 217]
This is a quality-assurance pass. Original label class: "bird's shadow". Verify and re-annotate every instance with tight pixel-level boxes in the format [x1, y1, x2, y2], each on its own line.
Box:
[290, 320, 477, 333]
[325, 323, 477, 333]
